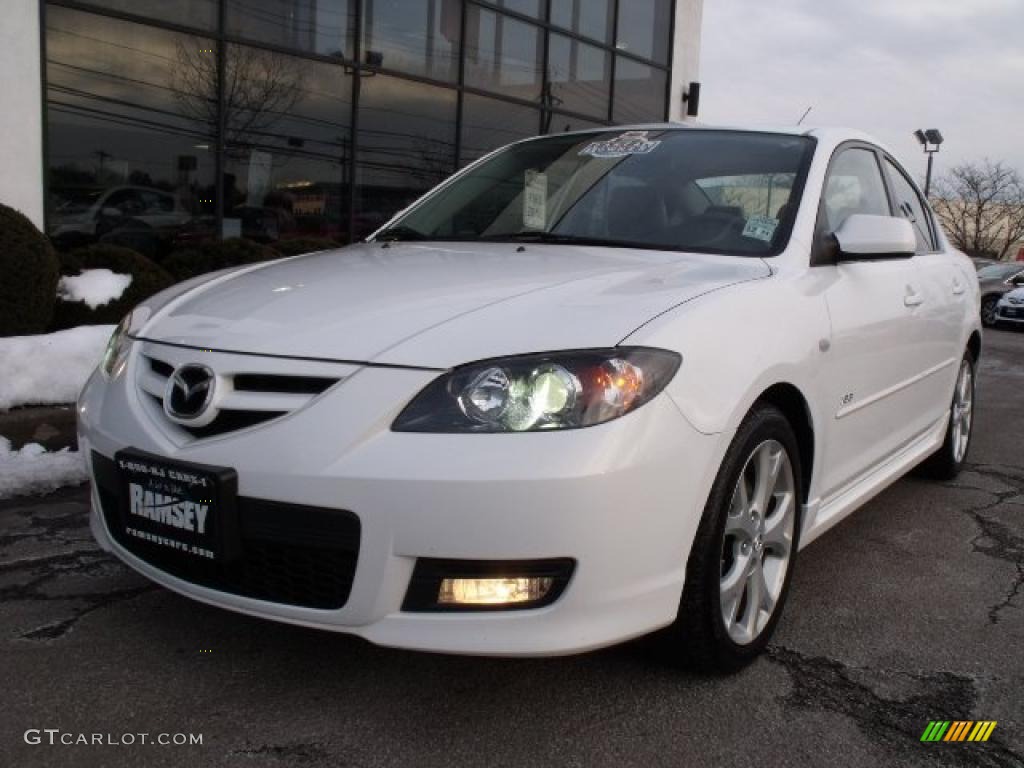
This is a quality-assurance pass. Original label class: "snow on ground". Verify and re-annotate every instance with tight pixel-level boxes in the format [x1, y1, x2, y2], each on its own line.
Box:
[0, 437, 87, 499]
[0, 325, 113, 410]
[57, 269, 132, 309]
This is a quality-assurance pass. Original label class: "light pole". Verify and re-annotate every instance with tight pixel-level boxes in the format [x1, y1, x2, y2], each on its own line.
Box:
[914, 129, 944, 198]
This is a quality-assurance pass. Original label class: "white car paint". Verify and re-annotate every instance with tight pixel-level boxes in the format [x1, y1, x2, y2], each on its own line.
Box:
[78, 125, 981, 656]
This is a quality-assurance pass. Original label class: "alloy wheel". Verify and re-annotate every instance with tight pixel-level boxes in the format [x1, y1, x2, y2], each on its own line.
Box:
[951, 359, 974, 463]
[719, 440, 796, 645]
[981, 297, 998, 326]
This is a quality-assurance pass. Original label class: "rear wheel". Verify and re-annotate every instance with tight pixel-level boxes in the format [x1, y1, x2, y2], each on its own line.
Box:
[662, 405, 802, 671]
[919, 352, 975, 480]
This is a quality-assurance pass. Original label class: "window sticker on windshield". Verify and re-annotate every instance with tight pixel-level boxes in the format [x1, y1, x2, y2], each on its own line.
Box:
[523, 170, 548, 230]
[742, 215, 779, 243]
[578, 131, 661, 159]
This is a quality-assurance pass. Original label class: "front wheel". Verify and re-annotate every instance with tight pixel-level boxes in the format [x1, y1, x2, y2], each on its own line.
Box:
[981, 296, 999, 327]
[918, 352, 975, 480]
[661, 405, 802, 671]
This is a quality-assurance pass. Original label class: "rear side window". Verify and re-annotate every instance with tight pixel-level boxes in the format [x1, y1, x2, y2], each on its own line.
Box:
[821, 148, 889, 232]
[885, 159, 935, 253]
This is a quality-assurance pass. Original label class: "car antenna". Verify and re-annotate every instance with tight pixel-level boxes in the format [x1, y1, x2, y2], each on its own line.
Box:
[797, 106, 813, 126]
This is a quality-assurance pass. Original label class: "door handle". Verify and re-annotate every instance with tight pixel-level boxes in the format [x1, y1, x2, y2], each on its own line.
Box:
[952, 278, 965, 295]
[904, 287, 924, 307]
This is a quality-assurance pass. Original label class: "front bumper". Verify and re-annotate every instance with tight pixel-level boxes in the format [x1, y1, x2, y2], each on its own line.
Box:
[79, 341, 726, 656]
[996, 306, 1024, 324]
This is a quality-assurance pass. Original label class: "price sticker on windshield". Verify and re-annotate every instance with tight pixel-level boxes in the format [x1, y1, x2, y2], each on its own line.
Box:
[523, 170, 548, 230]
[742, 215, 779, 243]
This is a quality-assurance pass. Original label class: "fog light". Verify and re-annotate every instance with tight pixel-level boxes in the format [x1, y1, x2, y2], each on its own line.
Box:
[438, 577, 554, 606]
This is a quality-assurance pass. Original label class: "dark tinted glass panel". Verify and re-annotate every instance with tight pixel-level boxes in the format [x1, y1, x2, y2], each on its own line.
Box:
[45, 7, 216, 258]
[885, 158, 935, 252]
[72, 0, 217, 31]
[616, 0, 671, 63]
[460, 93, 540, 166]
[612, 57, 667, 123]
[223, 47, 353, 243]
[550, 0, 613, 43]
[464, 7, 543, 102]
[548, 34, 610, 120]
[226, 0, 355, 58]
[362, 0, 460, 81]
[491, 0, 542, 17]
[544, 114, 607, 134]
[354, 76, 456, 238]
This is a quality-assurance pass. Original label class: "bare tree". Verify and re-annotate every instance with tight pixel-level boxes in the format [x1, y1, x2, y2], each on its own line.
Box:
[172, 43, 305, 156]
[931, 160, 1024, 260]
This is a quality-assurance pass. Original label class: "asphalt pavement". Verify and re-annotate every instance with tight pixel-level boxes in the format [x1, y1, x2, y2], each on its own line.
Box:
[2, 330, 1023, 768]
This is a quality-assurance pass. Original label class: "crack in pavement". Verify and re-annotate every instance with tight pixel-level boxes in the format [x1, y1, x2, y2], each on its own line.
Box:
[944, 463, 1024, 625]
[1, 493, 155, 641]
[767, 645, 1023, 767]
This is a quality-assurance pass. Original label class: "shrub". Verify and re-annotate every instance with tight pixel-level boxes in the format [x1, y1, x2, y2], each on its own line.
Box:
[163, 238, 279, 280]
[0, 203, 60, 335]
[272, 237, 341, 257]
[51, 244, 174, 330]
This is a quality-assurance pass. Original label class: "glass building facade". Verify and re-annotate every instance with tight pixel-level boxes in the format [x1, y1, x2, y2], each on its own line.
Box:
[42, 0, 676, 257]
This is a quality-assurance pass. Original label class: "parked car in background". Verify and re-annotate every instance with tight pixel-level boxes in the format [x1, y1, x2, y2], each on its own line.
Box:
[50, 185, 192, 255]
[971, 257, 997, 271]
[996, 287, 1024, 328]
[978, 262, 1024, 326]
[79, 126, 981, 670]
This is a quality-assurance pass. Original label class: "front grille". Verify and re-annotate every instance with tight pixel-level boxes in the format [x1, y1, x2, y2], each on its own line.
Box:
[92, 452, 360, 610]
[136, 346, 344, 440]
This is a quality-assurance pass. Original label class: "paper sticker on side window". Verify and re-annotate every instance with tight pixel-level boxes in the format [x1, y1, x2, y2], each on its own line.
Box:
[579, 131, 661, 159]
[523, 170, 547, 230]
[742, 215, 779, 243]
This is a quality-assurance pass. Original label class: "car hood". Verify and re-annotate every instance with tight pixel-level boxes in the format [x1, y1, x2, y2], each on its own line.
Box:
[142, 242, 770, 368]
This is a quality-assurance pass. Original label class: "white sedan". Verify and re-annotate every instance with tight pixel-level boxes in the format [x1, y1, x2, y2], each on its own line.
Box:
[78, 126, 981, 670]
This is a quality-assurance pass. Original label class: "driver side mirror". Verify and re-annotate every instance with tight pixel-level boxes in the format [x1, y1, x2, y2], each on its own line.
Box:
[831, 214, 916, 262]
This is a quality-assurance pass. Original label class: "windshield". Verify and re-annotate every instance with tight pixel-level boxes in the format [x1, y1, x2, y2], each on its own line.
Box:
[377, 130, 815, 256]
[978, 263, 1023, 280]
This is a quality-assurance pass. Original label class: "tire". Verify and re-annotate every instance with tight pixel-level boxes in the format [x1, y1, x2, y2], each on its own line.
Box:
[660, 404, 803, 672]
[981, 295, 999, 327]
[918, 352, 975, 481]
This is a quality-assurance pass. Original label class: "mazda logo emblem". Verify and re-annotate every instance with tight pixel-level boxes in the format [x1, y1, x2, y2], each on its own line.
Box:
[164, 364, 216, 422]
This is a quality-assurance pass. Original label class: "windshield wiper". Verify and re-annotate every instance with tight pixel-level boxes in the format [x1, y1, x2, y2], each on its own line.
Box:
[482, 231, 640, 248]
[374, 225, 429, 242]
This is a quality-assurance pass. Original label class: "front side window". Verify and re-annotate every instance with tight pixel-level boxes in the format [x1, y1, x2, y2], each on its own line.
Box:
[885, 158, 935, 253]
[821, 148, 890, 233]
[378, 130, 815, 256]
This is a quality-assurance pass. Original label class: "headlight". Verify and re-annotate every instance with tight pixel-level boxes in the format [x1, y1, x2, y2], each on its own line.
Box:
[392, 348, 680, 433]
[100, 312, 133, 380]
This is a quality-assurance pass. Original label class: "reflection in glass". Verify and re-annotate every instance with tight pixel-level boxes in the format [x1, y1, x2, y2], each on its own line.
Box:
[613, 57, 667, 123]
[222, 46, 353, 243]
[615, 0, 671, 63]
[490, 0, 542, 18]
[226, 0, 355, 58]
[460, 94, 539, 166]
[547, 34, 609, 120]
[464, 6, 543, 102]
[45, 7, 216, 258]
[354, 75, 456, 238]
[362, 0, 460, 81]
[71, 0, 218, 31]
[544, 113, 607, 135]
[550, 0, 613, 43]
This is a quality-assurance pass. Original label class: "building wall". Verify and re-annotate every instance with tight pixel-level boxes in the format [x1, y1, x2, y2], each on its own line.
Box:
[668, 0, 703, 122]
[0, 0, 44, 227]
